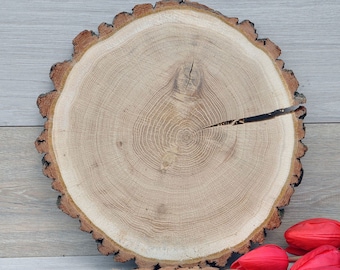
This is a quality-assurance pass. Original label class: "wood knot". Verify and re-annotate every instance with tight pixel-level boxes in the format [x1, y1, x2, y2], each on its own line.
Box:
[161, 146, 179, 173]
[173, 62, 201, 101]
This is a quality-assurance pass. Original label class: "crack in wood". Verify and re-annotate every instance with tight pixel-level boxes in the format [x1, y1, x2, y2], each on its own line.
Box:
[185, 61, 194, 91]
[204, 105, 302, 129]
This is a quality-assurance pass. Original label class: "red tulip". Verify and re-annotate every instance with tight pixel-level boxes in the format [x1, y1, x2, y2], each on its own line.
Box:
[290, 245, 340, 270]
[285, 218, 340, 255]
[298, 267, 340, 270]
[230, 244, 288, 270]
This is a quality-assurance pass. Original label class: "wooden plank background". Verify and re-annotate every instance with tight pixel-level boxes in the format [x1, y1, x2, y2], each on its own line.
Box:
[0, 0, 339, 269]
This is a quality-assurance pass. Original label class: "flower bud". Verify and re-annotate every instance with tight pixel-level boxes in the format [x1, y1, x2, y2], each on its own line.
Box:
[285, 218, 340, 255]
[290, 245, 340, 270]
[299, 267, 340, 270]
[230, 244, 288, 270]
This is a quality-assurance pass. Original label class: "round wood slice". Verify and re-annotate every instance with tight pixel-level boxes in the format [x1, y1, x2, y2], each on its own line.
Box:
[36, 1, 307, 268]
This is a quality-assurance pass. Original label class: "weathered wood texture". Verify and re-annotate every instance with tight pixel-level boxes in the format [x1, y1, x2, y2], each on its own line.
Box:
[0, 256, 137, 270]
[0, 124, 339, 263]
[0, 0, 339, 268]
[0, 0, 339, 126]
[264, 123, 340, 246]
[0, 127, 101, 258]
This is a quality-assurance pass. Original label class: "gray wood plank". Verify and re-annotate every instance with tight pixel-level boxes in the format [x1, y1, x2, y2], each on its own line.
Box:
[0, 255, 296, 270]
[0, 256, 136, 270]
[0, 127, 102, 257]
[0, 124, 339, 264]
[0, 0, 339, 126]
[264, 123, 340, 246]
[0, 256, 294, 269]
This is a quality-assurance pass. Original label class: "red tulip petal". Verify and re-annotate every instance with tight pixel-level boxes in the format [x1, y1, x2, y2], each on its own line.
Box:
[302, 267, 340, 270]
[290, 245, 340, 270]
[285, 218, 340, 253]
[231, 244, 288, 270]
[286, 246, 309, 256]
[230, 260, 244, 270]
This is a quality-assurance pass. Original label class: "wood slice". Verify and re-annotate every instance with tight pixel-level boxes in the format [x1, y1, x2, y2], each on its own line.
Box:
[36, 1, 307, 268]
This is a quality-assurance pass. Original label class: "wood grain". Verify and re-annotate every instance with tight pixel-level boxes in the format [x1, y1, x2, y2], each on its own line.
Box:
[0, 124, 339, 263]
[0, 0, 339, 268]
[38, 4, 306, 266]
[264, 123, 340, 246]
[0, 0, 339, 126]
[0, 256, 137, 270]
[0, 127, 101, 258]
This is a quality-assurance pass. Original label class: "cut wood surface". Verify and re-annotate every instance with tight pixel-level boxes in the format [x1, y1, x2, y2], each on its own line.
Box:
[35, 1, 306, 268]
